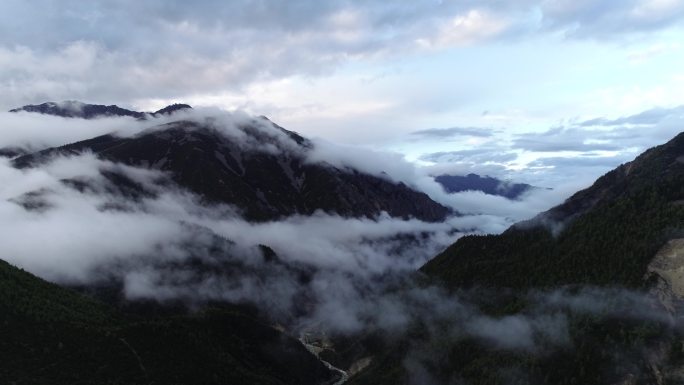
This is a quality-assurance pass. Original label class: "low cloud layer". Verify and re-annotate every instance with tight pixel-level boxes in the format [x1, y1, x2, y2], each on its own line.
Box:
[411, 126, 496, 139]
[0, 108, 578, 316]
[0, 147, 514, 287]
[2, 149, 668, 349]
[0, 110, 515, 306]
[0, 111, 142, 151]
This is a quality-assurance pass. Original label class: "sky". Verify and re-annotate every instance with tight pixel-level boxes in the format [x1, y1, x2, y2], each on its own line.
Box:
[2, 0, 684, 186]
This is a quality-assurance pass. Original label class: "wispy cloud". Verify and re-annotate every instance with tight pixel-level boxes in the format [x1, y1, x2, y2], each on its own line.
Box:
[411, 126, 495, 139]
[420, 149, 517, 164]
[579, 105, 684, 126]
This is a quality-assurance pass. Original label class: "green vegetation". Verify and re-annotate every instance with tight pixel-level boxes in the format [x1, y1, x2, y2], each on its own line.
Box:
[0, 260, 334, 385]
[423, 191, 684, 289]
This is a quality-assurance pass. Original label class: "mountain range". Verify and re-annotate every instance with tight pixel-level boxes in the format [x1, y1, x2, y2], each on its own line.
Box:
[4, 101, 684, 384]
[10, 103, 450, 222]
[9, 101, 192, 119]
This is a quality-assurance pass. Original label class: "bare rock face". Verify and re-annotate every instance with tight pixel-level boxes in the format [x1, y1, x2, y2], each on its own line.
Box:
[646, 239, 684, 313]
[644, 239, 684, 384]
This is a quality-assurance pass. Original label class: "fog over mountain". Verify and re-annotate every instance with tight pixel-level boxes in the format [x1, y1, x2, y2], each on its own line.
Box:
[3, 1, 684, 384]
[1, 106, 567, 303]
[0, 104, 589, 380]
[5, 100, 684, 384]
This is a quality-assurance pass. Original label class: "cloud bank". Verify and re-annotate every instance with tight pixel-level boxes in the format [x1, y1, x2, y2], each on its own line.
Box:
[1, 1, 683, 107]
[0, 108, 577, 314]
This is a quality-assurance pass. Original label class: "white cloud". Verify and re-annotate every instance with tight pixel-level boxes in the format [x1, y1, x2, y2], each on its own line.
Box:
[627, 42, 681, 63]
[0, 109, 580, 296]
[416, 9, 511, 48]
[2, 0, 683, 111]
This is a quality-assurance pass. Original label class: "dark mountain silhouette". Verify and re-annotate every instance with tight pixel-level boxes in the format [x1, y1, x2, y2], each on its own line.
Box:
[10, 101, 145, 119]
[0, 146, 28, 158]
[13, 118, 451, 222]
[9, 101, 191, 119]
[435, 173, 536, 199]
[152, 103, 192, 116]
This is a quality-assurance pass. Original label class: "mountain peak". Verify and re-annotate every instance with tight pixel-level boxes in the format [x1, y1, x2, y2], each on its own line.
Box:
[153, 103, 192, 116]
[12, 118, 451, 222]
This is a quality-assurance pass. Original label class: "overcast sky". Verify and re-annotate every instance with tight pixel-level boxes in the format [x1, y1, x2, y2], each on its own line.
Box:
[2, 0, 684, 185]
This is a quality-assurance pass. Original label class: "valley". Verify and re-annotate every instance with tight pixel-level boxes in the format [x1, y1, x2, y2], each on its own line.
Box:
[3, 102, 684, 385]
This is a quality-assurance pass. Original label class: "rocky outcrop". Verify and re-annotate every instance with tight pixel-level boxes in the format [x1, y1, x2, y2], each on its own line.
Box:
[646, 239, 684, 314]
[642, 240, 684, 384]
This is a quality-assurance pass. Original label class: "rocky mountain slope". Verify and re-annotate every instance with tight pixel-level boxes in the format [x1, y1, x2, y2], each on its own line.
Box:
[12, 117, 450, 222]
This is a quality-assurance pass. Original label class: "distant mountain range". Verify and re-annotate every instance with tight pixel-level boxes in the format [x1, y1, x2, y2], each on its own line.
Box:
[434, 173, 537, 199]
[9, 101, 192, 119]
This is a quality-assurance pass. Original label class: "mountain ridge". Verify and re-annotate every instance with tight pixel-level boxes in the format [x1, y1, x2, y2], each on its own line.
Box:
[435, 173, 537, 200]
[12, 117, 452, 222]
[9, 101, 192, 119]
